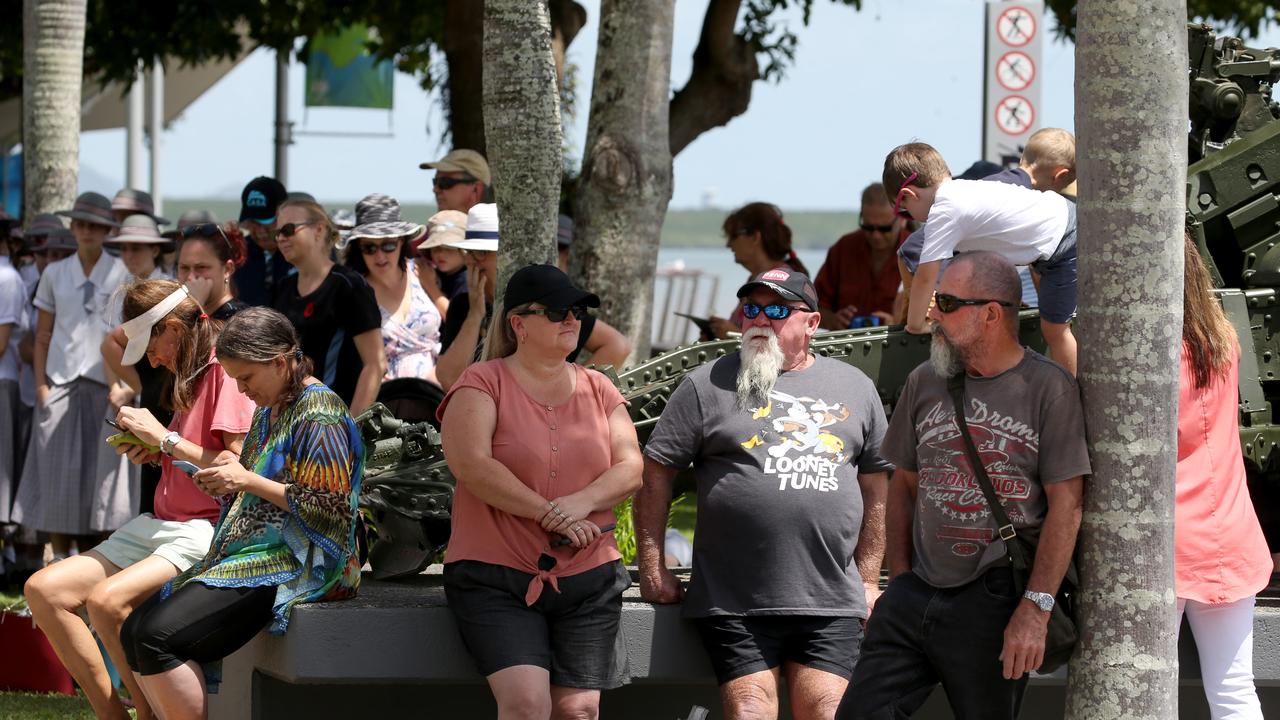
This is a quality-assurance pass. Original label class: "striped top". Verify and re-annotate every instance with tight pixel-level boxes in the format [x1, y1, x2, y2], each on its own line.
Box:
[166, 383, 364, 633]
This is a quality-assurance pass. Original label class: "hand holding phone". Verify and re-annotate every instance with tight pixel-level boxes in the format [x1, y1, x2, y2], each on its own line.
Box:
[172, 460, 200, 476]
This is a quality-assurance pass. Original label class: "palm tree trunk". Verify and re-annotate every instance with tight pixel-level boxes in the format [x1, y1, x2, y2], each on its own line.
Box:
[572, 0, 676, 362]
[482, 0, 562, 298]
[22, 0, 86, 219]
[1065, 1, 1185, 717]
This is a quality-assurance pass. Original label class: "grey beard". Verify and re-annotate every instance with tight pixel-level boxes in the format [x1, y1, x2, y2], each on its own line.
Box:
[929, 326, 965, 378]
[737, 328, 784, 410]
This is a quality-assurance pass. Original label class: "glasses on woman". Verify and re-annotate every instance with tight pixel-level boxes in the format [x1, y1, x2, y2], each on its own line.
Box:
[741, 303, 806, 320]
[518, 306, 589, 323]
[181, 223, 233, 253]
[933, 293, 1014, 314]
[360, 240, 401, 256]
[275, 222, 314, 239]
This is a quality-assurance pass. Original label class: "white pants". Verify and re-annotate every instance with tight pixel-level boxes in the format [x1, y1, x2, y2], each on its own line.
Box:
[1178, 596, 1263, 720]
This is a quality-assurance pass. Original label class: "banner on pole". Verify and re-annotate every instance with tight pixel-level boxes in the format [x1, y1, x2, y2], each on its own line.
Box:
[305, 25, 394, 110]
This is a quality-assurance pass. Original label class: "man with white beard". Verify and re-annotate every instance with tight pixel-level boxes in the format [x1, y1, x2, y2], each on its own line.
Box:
[838, 251, 1088, 720]
[636, 268, 892, 720]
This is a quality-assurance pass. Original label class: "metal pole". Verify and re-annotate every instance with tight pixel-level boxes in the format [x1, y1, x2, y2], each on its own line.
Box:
[274, 50, 289, 185]
[126, 61, 144, 189]
[148, 57, 163, 216]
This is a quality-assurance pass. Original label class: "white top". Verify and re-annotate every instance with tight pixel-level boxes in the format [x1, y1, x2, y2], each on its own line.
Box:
[919, 178, 1070, 266]
[0, 257, 24, 383]
[19, 262, 38, 297]
[33, 251, 129, 385]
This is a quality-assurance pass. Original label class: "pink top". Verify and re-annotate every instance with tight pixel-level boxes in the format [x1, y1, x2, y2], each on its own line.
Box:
[438, 359, 626, 604]
[154, 358, 257, 523]
[1175, 344, 1271, 603]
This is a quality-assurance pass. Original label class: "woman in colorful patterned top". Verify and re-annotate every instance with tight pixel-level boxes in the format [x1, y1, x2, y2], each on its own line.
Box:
[119, 307, 364, 719]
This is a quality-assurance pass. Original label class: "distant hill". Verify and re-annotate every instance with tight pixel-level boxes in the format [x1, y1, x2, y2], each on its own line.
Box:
[161, 198, 857, 250]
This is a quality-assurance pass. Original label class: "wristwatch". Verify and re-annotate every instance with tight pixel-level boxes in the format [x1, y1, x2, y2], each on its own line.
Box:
[160, 431, 182, 456]
[1024, 590, 1055, 613]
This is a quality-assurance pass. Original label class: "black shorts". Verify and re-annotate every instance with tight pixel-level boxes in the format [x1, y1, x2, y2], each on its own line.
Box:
[693, 615, 864, 685]
[443, 559, 630, 689]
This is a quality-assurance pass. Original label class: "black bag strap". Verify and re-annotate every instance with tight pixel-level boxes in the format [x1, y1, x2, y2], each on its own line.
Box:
[946, 373, 1031, 576]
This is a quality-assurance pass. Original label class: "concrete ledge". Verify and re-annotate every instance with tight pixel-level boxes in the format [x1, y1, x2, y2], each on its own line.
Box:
[208, 569, 1280, 719]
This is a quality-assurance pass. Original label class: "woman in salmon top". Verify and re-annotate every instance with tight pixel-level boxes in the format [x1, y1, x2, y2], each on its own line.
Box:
[437, 264, 642, 720]
[1176, 231, 1271, 719]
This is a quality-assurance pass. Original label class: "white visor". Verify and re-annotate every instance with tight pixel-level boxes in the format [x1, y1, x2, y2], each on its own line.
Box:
[120, 286, 190, 366]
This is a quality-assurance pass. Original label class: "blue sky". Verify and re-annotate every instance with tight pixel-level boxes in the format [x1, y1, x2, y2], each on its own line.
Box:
[80, 1, 1084, 211]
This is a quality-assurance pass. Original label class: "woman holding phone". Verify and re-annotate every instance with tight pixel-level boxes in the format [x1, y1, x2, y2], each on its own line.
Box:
[24, 279, 255, 720]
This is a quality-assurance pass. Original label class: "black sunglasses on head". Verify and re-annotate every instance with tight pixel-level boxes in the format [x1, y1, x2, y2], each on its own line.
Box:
[360, 240, 401, 256]
[517, 306, 588, 323]
[860, 222, 896, 234]
[433, 176, 478, 190]
[934, 293, 1015, 314]
[275, 222, 314, 239]
[181, 223, 234, 254]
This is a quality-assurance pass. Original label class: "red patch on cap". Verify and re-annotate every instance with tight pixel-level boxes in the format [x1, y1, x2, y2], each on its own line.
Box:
[760, 269, 790, 281]
[303, 302, 315, 318]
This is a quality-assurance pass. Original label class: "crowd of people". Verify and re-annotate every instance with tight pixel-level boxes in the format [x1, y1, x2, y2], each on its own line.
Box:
[0, 130, 1274, 720]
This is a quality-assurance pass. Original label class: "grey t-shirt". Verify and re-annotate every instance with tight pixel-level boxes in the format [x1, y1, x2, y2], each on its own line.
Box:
[881, 349, 1091, 588]
[644, 354, 893, 619]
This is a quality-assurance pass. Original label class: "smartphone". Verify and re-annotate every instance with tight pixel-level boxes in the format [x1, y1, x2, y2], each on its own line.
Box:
[104, 418, 122, 430]
[172, 460, 200, 476]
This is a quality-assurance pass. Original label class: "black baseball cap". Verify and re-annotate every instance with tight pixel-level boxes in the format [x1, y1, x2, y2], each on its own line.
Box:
[239, 176, 288, 224]
[504, 264, 600, 310]
[736, 268, 819, 311]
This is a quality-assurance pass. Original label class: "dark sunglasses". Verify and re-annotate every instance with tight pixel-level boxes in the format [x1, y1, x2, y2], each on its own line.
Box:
[893, 171, 919, 220]
[742, 302, 805, 320]
[518, 306, 589, 323]
[360, 240, 401, 255]
[934, 293, 1015, 314]
[275, 222, 314, 239]
[860, 222, 896, 234]
[181, 223, 233, 251]
[433, 176, 478, 190]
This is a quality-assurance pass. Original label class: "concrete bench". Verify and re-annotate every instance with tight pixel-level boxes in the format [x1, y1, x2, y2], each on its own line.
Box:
[209, 568, 1280, 719]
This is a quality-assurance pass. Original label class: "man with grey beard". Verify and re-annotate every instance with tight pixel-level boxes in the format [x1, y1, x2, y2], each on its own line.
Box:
[637, 268, 892, 720]
[838, 252, 1088, 720]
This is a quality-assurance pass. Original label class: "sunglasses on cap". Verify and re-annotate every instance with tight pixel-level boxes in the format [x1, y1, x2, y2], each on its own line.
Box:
[892, 172, 919, 220]
[517, 306, 589, 323]
[860, 222, 896, 234]
[433, 176, 479, 190]
[741, 302, 806, 320]
[275, 222, 314, 239]
[360, 240, 401, 255]
[934, 293, 1015, 314]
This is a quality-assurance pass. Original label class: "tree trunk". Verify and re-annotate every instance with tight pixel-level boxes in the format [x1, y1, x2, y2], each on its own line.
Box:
[482, 0, 562, 300]
[1064, 2, 1185, 718]
[22, 0, 86, 220]
[573, 0, 675, 363]
[668, 0, 755, 156]
[443, 0, 486, 156]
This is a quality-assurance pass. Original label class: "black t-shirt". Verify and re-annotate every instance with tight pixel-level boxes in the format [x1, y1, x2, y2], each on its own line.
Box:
[272, 265, 381, 406]
[438, 268, 467, 300]
[210, 298, 248, 323]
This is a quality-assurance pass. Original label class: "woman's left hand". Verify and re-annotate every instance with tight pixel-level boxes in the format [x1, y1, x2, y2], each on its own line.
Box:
[539, 494, 595, 534]
[116, 406, 168, 448]
[193, 460, 256, 497]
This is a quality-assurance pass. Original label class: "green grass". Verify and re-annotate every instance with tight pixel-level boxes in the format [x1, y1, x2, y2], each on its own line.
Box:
[0, 691, 103, 720]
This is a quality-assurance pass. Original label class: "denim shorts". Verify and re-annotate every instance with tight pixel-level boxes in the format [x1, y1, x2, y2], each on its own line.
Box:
[694, 615, 864, 685]
[1031, 199, 1078, 324]
[443, 559, 630, 689]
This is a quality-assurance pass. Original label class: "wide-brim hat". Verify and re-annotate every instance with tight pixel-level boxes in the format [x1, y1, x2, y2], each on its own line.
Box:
[446, 202, 499, 252]
[107, 214, 172, 251]
[56, 191, 120, 227]
[347, 193, 425, 245]
[736, 268, 819, 311]
[25, 213, 76, 251]
[419, 148, 491, 186]
[162, 209, 220, 240]
[419, 210, 467, 252]
[504, 264, 600, 310]
[121, 285, 190, 365]
[112, 188, 170, 225]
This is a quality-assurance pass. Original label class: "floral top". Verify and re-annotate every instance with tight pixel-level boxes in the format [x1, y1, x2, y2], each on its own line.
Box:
[381, 262, 442, 380]
[166, 383, 364, 634]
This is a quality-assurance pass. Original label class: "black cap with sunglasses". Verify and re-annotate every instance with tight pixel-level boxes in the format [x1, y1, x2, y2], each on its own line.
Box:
[736, 268, 820, 312]
[504, 264, 600, 312]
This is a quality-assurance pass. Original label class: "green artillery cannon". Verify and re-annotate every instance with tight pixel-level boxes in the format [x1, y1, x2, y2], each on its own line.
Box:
[357, 22, 1280, 580]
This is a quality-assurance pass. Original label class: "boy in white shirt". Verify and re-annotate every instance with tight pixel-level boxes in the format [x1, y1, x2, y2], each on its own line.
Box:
[884, 141, 1078, 374]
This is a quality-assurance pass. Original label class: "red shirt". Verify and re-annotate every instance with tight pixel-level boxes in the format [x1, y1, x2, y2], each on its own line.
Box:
[1175, 344, 1271, 603]
[814, 228, 908, 319]
[153, 359, 256, 523]
[438, 359, 625, 604]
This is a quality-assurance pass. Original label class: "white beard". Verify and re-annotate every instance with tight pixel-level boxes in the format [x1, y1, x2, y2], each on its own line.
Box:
[737, 327, 784, 410]
[929, 326, 965, 378]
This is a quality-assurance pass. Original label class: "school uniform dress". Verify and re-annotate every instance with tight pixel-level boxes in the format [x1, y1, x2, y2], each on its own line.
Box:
[0, 256, 25, 524]
[13, 251, 129, 535]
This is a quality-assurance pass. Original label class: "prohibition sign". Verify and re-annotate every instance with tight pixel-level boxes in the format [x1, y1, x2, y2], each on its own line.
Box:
[995, 51, 1035, 92]
[996, 6, 1036, 48]
[994, 95, 1035, 135]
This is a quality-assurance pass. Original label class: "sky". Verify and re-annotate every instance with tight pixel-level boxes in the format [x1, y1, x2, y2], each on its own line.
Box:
[72, 1, 1126, 211]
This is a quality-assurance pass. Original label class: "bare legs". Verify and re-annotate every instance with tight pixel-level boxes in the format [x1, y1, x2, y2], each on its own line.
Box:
[721, 664, 848, 720]
[486, 665, 602, 720]
[136, 660, 208, 720]
[1040, 320, 1077, 376]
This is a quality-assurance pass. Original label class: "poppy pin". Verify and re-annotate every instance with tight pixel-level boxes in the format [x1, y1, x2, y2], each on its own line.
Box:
[303, 302, 315, 318]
